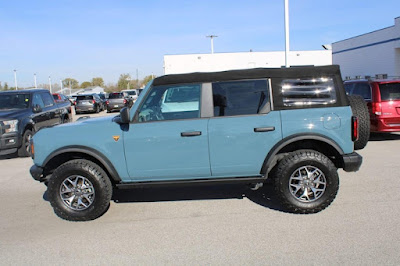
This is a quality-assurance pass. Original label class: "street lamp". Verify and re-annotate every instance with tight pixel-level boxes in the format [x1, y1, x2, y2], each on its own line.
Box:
[49, 76, 52, 93]
[126, 77, 131, 90]
[284, 0, 290, 68]
[34, 73, 37, 88]
[206, 35, 218, 54]
[14, 70, 18, 90]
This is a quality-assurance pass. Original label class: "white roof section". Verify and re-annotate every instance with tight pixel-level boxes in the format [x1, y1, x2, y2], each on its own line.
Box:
[164, 50, 332, 75]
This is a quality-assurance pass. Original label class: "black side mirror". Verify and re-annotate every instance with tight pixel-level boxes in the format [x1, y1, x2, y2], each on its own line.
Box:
[32, 104, 42, 113]
[114, 107, 130, 124]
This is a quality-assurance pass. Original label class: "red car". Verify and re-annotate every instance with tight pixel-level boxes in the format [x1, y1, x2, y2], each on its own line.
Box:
[344, 79, 400, 132]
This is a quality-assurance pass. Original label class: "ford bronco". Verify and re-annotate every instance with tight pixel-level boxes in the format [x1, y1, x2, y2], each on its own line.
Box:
[30, 65, 366, 221]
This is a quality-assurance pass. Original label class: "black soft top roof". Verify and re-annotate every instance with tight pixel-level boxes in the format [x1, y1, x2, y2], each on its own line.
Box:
[153, 65, 341, 86]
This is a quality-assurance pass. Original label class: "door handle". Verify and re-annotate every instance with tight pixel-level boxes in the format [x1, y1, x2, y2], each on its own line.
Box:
[181, 131, 202, 137]
[254, 127, 275, 132]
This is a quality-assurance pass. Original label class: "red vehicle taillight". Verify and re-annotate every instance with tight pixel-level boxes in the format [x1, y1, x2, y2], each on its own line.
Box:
[106, 101, 109, 105]
[73, 102, 76, 105]
[123, 99, 127, 104]
[352, 116, 359, 141]
[92, 100, 96, 104]
[372, 102, 382, 115]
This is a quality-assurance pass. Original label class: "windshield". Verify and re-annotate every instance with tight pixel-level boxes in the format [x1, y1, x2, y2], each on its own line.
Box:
[125, 91, 136, 96]
[379, 83, 400, 101]
[0, 93, 30, 110]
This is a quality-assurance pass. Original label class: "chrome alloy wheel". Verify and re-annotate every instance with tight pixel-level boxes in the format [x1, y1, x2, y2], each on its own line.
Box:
[289, 166, 327, 202]
[59, 175, 95, 211]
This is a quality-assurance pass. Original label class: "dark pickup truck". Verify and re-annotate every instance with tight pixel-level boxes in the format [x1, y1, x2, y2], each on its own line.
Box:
[0, 89, 71, 157]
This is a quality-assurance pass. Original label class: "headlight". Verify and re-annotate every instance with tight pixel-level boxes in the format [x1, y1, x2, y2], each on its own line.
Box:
[3, 120, 18, 133]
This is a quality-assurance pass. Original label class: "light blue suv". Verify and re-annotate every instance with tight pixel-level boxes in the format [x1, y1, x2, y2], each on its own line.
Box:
[30, 65, 364, 221]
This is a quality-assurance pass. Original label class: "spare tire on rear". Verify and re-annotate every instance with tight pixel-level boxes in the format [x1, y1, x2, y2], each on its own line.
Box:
[348, 95, 370, 150]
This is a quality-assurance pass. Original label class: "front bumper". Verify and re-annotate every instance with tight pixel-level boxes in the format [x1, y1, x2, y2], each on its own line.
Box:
[30, 164, 45, 182]
[342, 152, 363, 172]
[0, 132, 21, 155]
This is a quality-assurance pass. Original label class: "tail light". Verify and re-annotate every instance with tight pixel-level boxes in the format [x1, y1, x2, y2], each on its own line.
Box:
[352, 116, 359, 141]
[123, 99, 127, 104]
[73, 101, 76, 105]
[372, 102, 382, 115]
[92, 100, 96, 104]
[106, 101, 109, 105]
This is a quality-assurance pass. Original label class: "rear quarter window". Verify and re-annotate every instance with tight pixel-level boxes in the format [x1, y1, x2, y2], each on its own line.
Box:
[379, 83, 400, 101]
[272, 77, 338, 109]
[77, 95, 94, 101]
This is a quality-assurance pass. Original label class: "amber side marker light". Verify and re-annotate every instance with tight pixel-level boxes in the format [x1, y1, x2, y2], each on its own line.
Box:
[30, 140, 35, 159]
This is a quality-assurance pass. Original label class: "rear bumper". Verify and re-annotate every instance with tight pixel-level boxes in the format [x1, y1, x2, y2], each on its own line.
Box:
[371, 117, 400, 132]
[342, 152, 362, 172]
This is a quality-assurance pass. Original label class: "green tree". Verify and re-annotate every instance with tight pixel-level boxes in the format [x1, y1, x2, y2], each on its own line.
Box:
[117, 74, 132, 90]
[91, 77, 104, 87]
[62, 78, 79, 89]
[81, 81, 92, 88]
[141, 75, 155, 87]
[4, 82, 9, 91]
[0, 82, 2, 91]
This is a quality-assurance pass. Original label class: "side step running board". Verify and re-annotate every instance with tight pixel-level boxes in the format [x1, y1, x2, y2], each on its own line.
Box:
[116, 176, 266, 189]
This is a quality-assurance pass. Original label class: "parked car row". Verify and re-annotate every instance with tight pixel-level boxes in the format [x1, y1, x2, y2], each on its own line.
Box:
[344, 79, 400, 133]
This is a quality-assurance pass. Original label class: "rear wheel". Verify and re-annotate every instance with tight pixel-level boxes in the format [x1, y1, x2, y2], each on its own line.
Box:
[18, 129, 33, 157]
[274, 150, 339, 213]
[47, 159, 112, 221]
[348, 95, 370, 150]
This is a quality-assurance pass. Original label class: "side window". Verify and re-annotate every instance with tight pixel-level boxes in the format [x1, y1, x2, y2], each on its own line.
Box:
[352, 83, 372, 100]
[212, 79, 270, 117]
[41, 93, 54, 107]
[344, 83, 355, 95]
[278, 77, 337, 107]
[32, 93, 45, 108]
[138, 84, 201, 122]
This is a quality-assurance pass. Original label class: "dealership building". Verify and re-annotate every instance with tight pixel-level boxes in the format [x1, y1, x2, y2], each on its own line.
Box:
[164, 50, 332, 75]
[332, 17, 400, 80]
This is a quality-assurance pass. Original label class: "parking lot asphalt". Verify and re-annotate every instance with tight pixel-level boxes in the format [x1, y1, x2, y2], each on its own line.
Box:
[0, 112, 399, 265]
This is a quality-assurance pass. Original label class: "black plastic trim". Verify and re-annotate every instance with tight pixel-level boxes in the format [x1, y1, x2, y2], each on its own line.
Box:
[42, 146, 122, 182]
[30, 164, 44, 182]
[342, 152, 363, 172]
[116, 176, 265, 189]
[260, 133, 344, 175]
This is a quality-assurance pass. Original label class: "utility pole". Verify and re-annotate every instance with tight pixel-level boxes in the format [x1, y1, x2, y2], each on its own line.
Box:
[206, 35, 218, 54]
[34, 73, 37, 88]
[49, 76, 52, 93]
[284, 0, 290, 68]
[60, 79, 63, 92]
[14, 70, 18, 90]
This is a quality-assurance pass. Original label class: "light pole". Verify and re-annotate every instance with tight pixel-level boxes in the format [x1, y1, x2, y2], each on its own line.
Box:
[126, 77, 131, 90]
[60, 79, 63, 92]
[34, 73, 37, 88]
[49, 76, 52, 93]
[14, 70, 18, 90]
[206, 35, 218, 54]
[284, 0, 290, 68]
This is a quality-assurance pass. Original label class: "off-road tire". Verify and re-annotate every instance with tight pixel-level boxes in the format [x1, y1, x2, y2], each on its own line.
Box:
[348, 95, 370, 150]
[47, 159, 112, 221]
[17, 129, 33, 157]
[274, 150, 339, 214]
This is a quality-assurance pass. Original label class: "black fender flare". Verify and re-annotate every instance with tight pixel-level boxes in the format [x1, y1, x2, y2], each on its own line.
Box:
[43, 145, 121, 182]
[260, 133, 344, 175]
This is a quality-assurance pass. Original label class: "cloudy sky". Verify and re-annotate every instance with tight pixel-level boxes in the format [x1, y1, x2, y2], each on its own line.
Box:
[0, 0, 399, 87]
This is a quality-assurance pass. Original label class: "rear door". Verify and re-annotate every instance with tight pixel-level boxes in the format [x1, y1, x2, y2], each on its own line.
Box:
[207, 79, 282, 177]
[40, 92, 61, 126]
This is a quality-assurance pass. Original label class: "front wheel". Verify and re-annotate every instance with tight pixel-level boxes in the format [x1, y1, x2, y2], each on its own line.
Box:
[273, 150, 339, 213]
[18, 129, 33, 157]
[47, 159, 112, 221]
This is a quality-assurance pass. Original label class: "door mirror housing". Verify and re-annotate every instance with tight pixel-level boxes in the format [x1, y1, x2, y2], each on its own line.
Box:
[32, 104, 42, 113]
[114, 107, 130, 124]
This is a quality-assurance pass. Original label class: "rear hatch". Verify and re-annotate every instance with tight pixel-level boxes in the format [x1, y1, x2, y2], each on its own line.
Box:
[76, 95, 94, 106]
[108, 93, 126, 106]
[378, 82, 400, 126]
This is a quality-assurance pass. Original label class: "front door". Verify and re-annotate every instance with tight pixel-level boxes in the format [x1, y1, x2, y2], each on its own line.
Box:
[123, 83, 211, 181]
